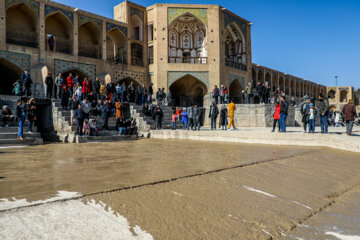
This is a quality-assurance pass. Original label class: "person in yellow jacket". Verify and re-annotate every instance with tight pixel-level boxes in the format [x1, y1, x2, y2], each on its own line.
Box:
[227, 99, 236, 130]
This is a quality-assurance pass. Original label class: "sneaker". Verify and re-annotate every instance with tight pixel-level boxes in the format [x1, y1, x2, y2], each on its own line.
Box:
[18, 137, 24, 141]
[28, 131, 33, 134]
[227, 128, 231, 131]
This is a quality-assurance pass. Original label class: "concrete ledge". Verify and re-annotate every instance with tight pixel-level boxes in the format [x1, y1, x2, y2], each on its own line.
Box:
[150, 127, 360, 153]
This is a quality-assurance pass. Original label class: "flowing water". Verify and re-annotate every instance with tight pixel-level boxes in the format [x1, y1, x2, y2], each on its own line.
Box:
[0, 139, 359, 239]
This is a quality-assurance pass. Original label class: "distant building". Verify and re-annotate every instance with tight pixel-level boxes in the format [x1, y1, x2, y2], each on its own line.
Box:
[354, 89, 360, 106]
[327, 86, 354, 110]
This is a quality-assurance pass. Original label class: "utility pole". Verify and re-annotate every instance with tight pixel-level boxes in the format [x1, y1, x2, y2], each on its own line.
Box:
[335, 75, 338, 87]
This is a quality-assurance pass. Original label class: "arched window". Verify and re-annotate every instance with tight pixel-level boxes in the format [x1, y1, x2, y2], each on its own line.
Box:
[340, 90, 348, 102]
[224, 22, 246, 70]
[130, 15, 143, 41]
[328, 90, 336, 100]
[131, 43, 143, 66]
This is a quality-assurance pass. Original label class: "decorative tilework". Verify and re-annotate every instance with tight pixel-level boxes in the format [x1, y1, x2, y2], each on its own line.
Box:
[45, 5, 73, 23]
[130, 7, 144, 20]
[54, 59, 96, 79]
[0, 50, 30, 71]
[79, 14, 102, 31]
[229, 75, 244, 88]
[168, 71, 209, 88]
[6, 0, 40, 16]
[224, 12, 247, 39]
[168, 8, 208, 26]
[106, 22, 127, 36]
[115, 69, 145, 85]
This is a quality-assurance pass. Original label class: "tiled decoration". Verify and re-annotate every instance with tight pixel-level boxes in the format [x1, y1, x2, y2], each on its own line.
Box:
[224, 12, 247, 39]
[0, 50, 30, 71]
[106, 22, 127, 36]
[168, 71, 209, 88]
[54, 59, 96, 79]
[168, 8, 208, 26]
[78, 14, 102, 31]
[115, 69, 145, 85]
[130, 7, 144, 20]
[6, 0, 40, 16]
[45, 5, 74, 23]
[229, 75, 244, 89]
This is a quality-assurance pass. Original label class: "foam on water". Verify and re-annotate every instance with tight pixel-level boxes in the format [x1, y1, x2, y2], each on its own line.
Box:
[325, 232, 360, 240]
[0, 191, 82, 211]
[0, 196, 153, 240]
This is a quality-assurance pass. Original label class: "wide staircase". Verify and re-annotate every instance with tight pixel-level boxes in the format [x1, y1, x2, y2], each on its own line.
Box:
[52, 99, 137, 143]
[130, 105, 183, 133]
[0, 96, 43, 146]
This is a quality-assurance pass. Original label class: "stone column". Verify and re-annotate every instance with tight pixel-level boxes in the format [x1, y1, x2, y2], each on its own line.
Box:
[102, 21, 106, 60]
[0, 2, 6, 50]
[39, 1, 46, 62]
[73, 11, 79, 62]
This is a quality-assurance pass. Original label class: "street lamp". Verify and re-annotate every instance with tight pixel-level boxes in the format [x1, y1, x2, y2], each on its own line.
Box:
[335, 75, 338, 87]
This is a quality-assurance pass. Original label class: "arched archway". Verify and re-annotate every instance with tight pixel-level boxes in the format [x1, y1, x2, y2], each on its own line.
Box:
[340, 90, 347, 103]
[168, 12, 207, 63]
[0, 58, 23, 95]
[279, 76, 284, 93]
[252, 68, 257, 88]
[130, 15, 143, 41]
[6, 3, 39, 48]
[285, 78, 290, 95]
[169, 75, 207, 107]
[45, 12, 73, 54]
[290, 80, 295, 96]
[78, 22, 101, 59]
[328, 89, 336, 100]
[258, 70, 264, 85]
[107, 28, 127, 63]
[229, 79, 243, 104]
[116, 77, 141, 88]
[265, 73, 271, 88]
[272, 75, 278, 92]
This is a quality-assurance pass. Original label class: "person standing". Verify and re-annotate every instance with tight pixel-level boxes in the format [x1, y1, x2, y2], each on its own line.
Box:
[66, 73, 74, 97]
[148, 83, 153, 104]
[227, 99, 236, 130]
[279, 96, 288, 132]
[342, 99, 357, 136]
[99, 80, 106, 100]
[219, 105, 228, 130]
[100, 101, 110, 130]
[193, 105, 202, 131]
[127, 82, 135, 103]
[256, 82, 264, 104]
[93, 77, 101, 101]
[45, 73, 54, 99]
[209, 101, 219, 130]
[141, 84, 147, 105]
[135, 85, 141, 105]
[48, 35, 55, 51]
[220, 85, 224, 104]
[82, 78, 91, 100]
[308, 103, 317, 133]
[317, 93, 329, 134]
[213, 85, 220, 105]
[271, 101, 281, 132]
[55, 73, 64, 99]
[300, 96, 311, 133]
[182, 108, 188, 130]
[245, 83, 253, 104]
[61, 86, 69, 110]
[187, 104, 194, 131]
[74, 104, 85, 136]
[154, 105, 163, 130]
[16, 100, 26, 140]
[22, 70, 32, 96]
[26, 98, 36, 133]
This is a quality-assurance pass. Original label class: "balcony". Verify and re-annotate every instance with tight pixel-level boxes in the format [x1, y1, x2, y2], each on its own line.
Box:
[108, 55, 127, 65]
[225, 57, 247, 71]
[168, 57, 207, 64]
[131, 57, 144, 67]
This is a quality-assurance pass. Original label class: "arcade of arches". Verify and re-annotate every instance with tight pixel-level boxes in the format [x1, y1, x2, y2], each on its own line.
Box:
[169, 75, 207, 107]
[45, 12, 73, 54]
[224, 21, 246, 69]
[0, 59, 22, 95]
[78, 22, 102, 59]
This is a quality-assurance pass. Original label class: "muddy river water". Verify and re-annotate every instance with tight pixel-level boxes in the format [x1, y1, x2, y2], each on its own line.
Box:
[0, 139, 359, 239]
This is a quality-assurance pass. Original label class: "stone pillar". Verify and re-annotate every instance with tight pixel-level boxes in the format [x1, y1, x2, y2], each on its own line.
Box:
[39, 1, 46, 63]
[270, 72, 273, 91]
[0, 1, 6, 50]
[73, 11, 79, 62]
[255, 69, 258, 85]
[102, 21, 106, 60]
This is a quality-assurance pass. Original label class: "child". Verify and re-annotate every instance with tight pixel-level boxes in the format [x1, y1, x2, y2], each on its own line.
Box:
[271, 101, 281, 132]
[182, 108, 188, 130]
[171, 112, 177, 130]
[89, 119, 98, 136]
[308, 103, 316, 133]
[83, 119, 90, 136]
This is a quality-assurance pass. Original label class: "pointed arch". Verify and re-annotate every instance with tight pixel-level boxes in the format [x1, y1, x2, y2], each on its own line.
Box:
[229, 79, 243, 104]
[107, 28, 127, 63]
[78, 22, 101, 59]
[6, 2, 39, 48]
[0, 58, 23, 94]
[130, 14, 143, 41]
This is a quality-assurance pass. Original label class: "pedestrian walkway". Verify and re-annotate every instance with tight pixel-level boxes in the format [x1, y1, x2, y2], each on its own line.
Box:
[150, 127, 360, 153]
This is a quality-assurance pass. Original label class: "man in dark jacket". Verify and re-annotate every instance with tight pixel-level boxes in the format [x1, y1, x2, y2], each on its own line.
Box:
[100, 101, 110, 130]
[74, 104, 85, 136]
[22, 70, 32, 96]
[93, 77, 101, 100]
[148, 83, 153, 104]
[55, 73, 64, 99]
[45, 73, 54, 99]
[279, 96, 288, 132]
[256, 82, 265, 104]
[193, 105, 202, 131]
[154, 105, 163, 130]
[213, 85, 220, 104]
[187, 104, 194, 131]
[342, 99, 357, 136]
[317, 93, 329, 134]
[208, 101, 219, 130]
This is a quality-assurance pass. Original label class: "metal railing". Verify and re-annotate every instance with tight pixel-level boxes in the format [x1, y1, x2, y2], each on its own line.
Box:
[225, 58, 246, 70]
[168, 57, 207, 64]
[108, 55, 127, 65]
[131, 57, 144, 66]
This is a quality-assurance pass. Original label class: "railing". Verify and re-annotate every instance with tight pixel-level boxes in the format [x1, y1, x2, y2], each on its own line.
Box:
[225, 58, 246, 70]
[108, 56, 127, 65]
[131, 57, 144, 66]
[168, 57, 207, 64]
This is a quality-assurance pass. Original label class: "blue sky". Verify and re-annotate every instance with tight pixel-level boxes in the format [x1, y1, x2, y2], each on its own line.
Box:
[57, 0, 360, 88]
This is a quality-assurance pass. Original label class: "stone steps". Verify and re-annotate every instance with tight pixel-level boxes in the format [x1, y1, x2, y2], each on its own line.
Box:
[76, 134, 138, 143]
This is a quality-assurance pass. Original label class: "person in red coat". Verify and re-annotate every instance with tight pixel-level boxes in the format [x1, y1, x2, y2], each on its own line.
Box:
[66, 73, 74, 97]
[271, 101, 281, 132]
[82, 78, 91, 99]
